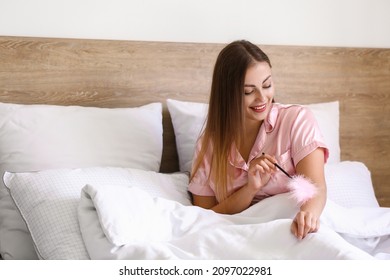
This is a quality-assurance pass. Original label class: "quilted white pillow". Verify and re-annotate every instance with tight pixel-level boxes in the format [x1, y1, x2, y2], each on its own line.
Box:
[325, 161, 379, 208]
[167, 99, 340, 173]
[0, 102, 163, 260]
[3, 167, 190, 260]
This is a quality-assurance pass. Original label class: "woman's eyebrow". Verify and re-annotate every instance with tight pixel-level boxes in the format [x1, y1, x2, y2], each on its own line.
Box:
[244, 75, 272, 87]
[262, 75, 272, 84]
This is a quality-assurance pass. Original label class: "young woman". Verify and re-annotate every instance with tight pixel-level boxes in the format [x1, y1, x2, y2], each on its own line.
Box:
[189, 40, 328, 240]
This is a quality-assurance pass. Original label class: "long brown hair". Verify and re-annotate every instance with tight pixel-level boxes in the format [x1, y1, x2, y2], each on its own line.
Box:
[191, 40, 272, 202]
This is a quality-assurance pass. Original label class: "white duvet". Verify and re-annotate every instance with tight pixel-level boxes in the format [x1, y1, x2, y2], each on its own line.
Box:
[78, 184, 390, 260]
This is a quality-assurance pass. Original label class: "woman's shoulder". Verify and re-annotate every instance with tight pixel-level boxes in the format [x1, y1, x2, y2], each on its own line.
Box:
[271, 103, 317, 127]
[273, 103, 310, 116]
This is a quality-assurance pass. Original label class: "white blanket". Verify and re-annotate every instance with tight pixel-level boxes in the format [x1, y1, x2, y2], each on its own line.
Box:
[78, 184, 390, 260]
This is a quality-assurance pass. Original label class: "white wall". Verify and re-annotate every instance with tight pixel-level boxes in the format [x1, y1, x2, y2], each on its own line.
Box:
[0, 0, 389, 48]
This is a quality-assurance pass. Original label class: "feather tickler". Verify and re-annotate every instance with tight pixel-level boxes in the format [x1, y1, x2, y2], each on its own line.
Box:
[286, 175, 317, 206]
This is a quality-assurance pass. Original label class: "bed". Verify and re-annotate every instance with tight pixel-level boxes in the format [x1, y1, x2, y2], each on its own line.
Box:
[0, 36, 389, 260]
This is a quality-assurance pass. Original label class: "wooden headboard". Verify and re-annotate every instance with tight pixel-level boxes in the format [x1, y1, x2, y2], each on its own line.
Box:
[0, 36, 389, 206]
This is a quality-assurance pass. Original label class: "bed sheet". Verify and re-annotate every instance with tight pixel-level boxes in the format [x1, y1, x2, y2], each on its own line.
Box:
[78, 184, 390, 260]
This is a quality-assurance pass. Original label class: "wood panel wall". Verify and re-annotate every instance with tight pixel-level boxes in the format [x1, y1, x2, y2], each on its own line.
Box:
[0, 36, 389, 206]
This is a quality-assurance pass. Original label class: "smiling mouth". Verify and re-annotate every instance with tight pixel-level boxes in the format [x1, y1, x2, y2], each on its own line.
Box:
[251, 104, 267, 112]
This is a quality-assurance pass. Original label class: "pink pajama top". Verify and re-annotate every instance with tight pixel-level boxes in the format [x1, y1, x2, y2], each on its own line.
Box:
[188, 103, 329, 203]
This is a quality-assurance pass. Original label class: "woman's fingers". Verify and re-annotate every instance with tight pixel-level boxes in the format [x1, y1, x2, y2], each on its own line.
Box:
[250, 155, 276, 174]
[295, 212, 305, 239]
[291, 212, 319, 240]
[261, 153, 277, 165]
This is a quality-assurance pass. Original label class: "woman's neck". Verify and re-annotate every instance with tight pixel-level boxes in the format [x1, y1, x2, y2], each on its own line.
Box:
[239, 120, 263, 162]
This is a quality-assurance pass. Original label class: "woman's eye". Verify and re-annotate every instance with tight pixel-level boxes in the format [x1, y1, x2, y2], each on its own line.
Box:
[244, 89, 255, 95]
[263, 84, 272, 89]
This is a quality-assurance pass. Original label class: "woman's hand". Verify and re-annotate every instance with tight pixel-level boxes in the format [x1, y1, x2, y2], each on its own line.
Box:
[290, 148, 327, 240]
[247, 153, 276, 193]
[291, 210, 320, 240]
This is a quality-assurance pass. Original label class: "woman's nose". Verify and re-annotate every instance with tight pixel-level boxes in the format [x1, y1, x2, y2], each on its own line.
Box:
[255, 88, 266, 101]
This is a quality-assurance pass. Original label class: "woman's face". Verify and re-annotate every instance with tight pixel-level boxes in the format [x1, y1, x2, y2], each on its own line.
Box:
[243, 62, 274, 126]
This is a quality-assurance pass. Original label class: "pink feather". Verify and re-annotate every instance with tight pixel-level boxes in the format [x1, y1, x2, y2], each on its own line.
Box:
[286, 175, 317, 205]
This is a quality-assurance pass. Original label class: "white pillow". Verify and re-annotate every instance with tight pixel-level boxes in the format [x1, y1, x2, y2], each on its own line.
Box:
[3, 167, 190, 260]
[325, 161, 379, 208]
[0, 102, 163, 260]
[167, 99, 208, 173]
[167, 99, 340, 173]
